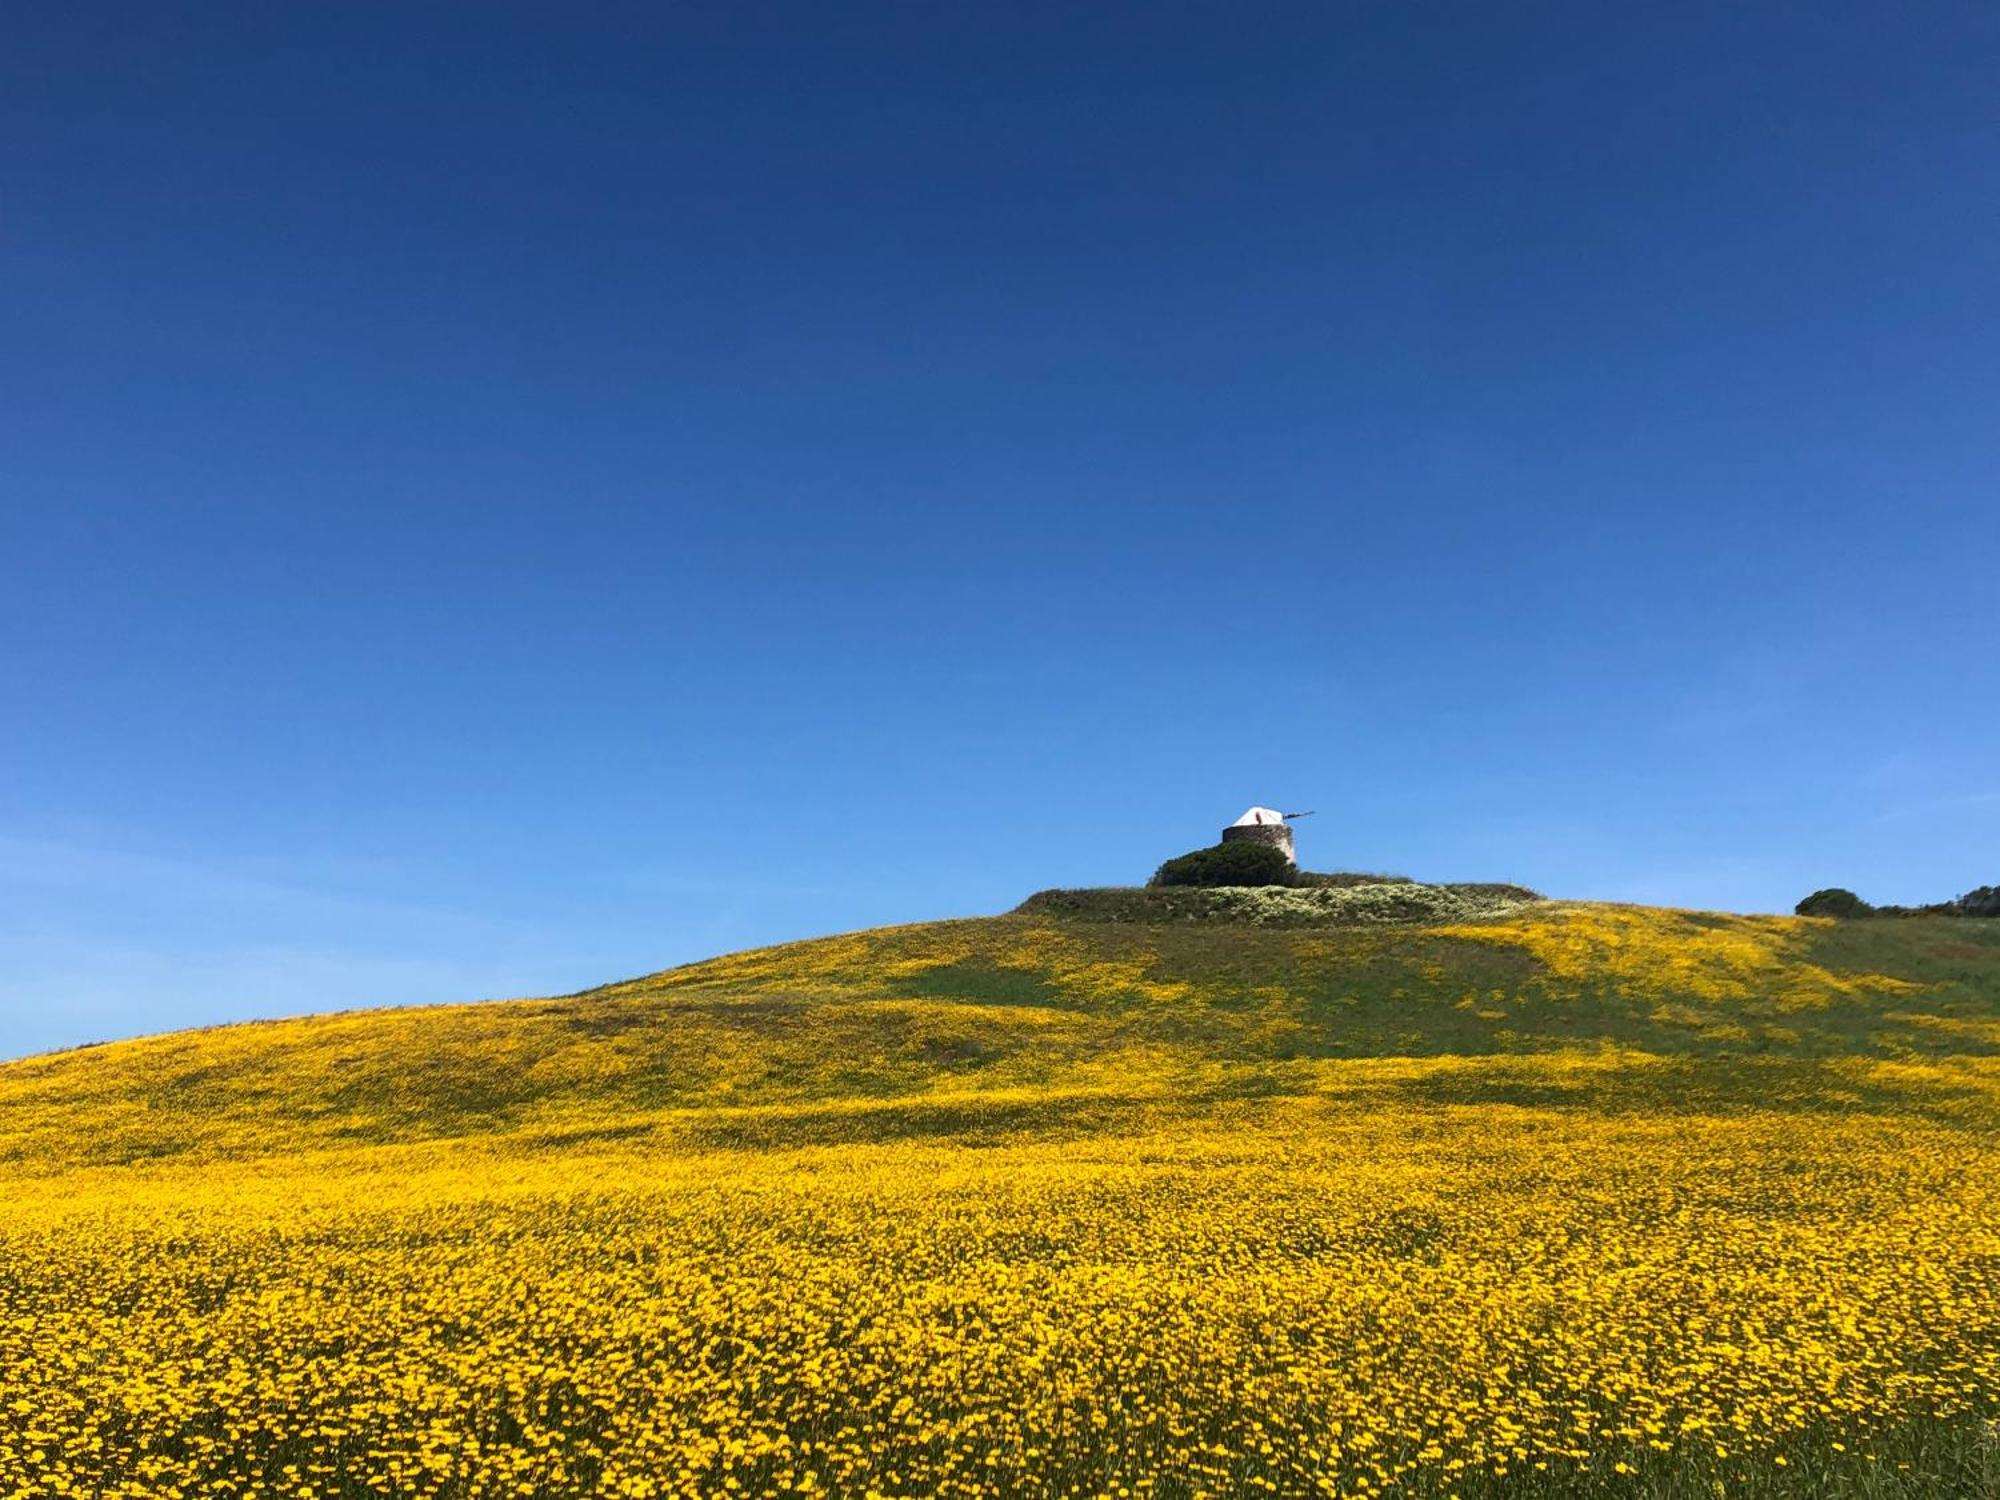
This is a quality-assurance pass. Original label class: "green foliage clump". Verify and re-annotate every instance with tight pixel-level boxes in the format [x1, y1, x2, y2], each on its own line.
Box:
[1796, 888, 1874, 920]
[1150, 841, 1298, 889]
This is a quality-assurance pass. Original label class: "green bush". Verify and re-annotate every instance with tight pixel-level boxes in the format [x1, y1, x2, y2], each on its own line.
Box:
[1796, 888, 1873, 919]
[1150, 841, 1297, 889]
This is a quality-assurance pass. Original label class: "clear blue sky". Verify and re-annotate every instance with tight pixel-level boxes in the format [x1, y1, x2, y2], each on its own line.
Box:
[4, 3, 1996, 1059]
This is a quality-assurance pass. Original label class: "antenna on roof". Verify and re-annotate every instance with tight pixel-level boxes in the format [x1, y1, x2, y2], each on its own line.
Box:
[1281, 810, 1316, 821]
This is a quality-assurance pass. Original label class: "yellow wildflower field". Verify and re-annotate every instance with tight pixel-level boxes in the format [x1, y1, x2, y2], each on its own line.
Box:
[3, 903, 1999, 1497]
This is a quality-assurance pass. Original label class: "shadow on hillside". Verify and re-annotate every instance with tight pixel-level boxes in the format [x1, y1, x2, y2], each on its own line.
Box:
[660, 1056, 2000, 1156]
[1384, 1056, 1998, 1126]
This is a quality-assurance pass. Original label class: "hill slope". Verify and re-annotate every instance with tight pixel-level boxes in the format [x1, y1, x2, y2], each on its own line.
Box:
[4, 900, 2000, 1499]
[6, 900, 1998, 1170]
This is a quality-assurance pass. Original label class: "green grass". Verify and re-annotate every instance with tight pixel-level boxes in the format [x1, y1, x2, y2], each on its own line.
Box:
[1387, 1415, 2000, 1498]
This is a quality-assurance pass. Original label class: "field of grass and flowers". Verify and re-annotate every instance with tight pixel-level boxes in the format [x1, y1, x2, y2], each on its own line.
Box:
[4, 903, 1999, 1498]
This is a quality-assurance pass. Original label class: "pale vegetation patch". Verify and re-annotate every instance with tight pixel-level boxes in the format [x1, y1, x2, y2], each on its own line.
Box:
[1016, 880, 1539, 926]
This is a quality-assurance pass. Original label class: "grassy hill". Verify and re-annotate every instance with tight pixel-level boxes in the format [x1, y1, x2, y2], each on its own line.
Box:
[6, 897, 1998, 1167]
[4, 896, 2000, 1497]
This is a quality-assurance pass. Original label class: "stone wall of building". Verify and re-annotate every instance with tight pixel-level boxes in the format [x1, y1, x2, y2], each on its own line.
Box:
[1220, 821, 1295, 864]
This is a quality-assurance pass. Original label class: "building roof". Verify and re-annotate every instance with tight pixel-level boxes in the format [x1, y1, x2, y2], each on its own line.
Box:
[1231, 806, 1287, 826]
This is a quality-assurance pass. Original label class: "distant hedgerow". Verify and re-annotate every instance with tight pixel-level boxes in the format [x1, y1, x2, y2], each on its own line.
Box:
[1798, 884, 2000, 919]
[1956, 885, 2000, 918]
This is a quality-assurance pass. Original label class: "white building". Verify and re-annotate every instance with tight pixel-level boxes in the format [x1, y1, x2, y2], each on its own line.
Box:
[1220, 806, 1296, 864]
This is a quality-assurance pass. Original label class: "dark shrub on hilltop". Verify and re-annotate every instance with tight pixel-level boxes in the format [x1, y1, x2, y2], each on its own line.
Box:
[1150, 841, 1298, 889]
[1796, 888, 1873, 919]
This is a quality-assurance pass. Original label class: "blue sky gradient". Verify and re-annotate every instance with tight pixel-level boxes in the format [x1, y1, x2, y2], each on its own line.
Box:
[4, 2, 1997, 1057]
